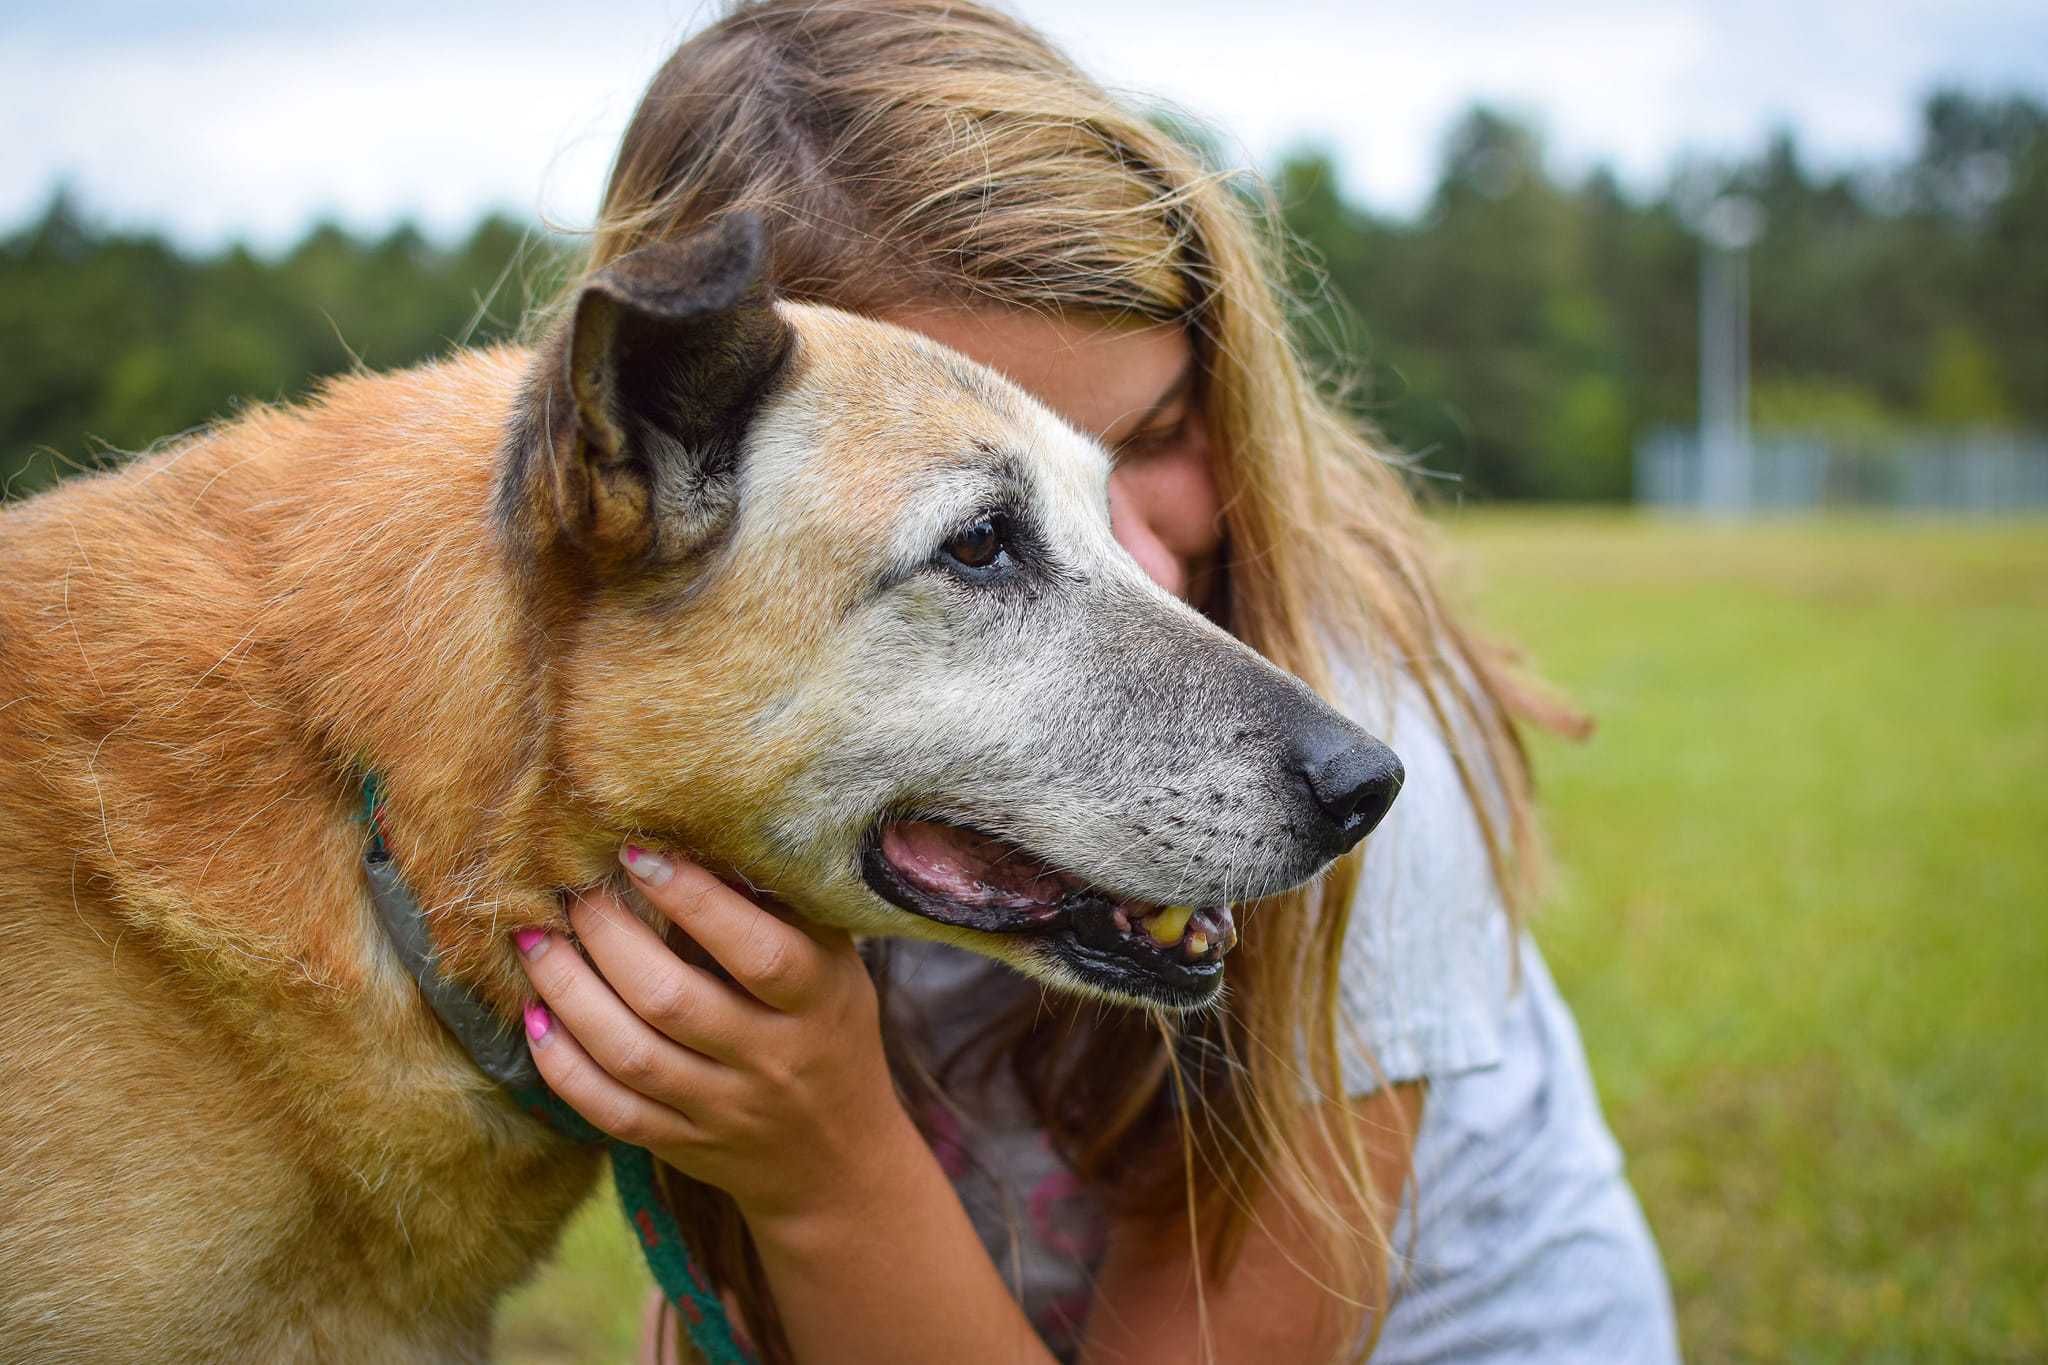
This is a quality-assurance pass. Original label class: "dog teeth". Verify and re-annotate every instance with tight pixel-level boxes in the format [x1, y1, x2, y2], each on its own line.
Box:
[1184, 931, 1209, 957]
[1145, 904, 1195, 946]
[1212, 906, 1240, 954]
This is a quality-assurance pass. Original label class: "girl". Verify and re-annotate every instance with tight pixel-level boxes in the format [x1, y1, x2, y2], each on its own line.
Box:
[514, 2, 1679, 1360]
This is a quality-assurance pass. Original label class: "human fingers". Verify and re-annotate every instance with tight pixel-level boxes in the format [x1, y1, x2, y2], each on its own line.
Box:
[618, 844, 825, 1011]
[566, 884, 760, 1063]
[516, 925, 724, 1114]
[518, 998, 700, 1152]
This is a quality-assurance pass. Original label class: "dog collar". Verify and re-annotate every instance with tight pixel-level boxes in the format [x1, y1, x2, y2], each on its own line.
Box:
[361, 796, 544, 1094]
[356, 770, 757, 1365]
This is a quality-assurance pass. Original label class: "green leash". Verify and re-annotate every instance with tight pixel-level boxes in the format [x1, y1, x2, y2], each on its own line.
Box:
[359, 772, 755, 1365]
[507, 1083, 751, 1363]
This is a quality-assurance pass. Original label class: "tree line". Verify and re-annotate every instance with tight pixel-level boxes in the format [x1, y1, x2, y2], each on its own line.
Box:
[3, 89, 2040, 501]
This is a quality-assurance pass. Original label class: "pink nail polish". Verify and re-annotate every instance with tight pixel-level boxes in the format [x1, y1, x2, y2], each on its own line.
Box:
[619, 842, 674, 887]
[523, 1002, 553, 1044]
[513, 928, 548, 959]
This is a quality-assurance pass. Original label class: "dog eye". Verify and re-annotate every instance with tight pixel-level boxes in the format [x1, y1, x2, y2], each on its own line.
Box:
[942, 514, 1009, 572]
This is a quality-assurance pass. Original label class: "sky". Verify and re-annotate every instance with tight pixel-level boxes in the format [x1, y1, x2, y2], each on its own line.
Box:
[4, 0, 2046, 251]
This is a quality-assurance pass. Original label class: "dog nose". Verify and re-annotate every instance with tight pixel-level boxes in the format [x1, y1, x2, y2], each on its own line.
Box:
[1291, 722, 1404, 855]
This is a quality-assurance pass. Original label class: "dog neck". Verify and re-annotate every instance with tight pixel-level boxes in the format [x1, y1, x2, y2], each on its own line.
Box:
[241, 349, 619, 1015]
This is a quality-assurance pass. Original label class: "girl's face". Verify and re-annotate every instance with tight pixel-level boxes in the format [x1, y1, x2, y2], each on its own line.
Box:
[880, 307, 1225, 611]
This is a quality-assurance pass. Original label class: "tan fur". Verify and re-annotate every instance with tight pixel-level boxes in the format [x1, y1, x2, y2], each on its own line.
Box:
[0, 310, 1054, 1360]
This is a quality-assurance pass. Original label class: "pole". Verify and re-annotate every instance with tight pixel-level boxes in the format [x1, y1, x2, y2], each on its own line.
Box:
[1697, 196, 1762, 514]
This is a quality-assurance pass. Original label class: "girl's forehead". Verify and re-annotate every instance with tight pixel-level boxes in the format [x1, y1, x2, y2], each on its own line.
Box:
[877, 305, 1195, 444]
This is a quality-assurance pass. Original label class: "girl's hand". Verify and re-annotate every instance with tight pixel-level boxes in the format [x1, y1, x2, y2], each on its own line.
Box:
[514, 843, 912, 1228]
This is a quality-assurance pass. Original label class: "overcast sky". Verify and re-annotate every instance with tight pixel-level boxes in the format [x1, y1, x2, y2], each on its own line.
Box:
[5, 0, 2046, 250]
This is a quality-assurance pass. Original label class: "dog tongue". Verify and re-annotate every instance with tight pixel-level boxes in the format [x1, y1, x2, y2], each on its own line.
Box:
[881, 821, 1072, 907]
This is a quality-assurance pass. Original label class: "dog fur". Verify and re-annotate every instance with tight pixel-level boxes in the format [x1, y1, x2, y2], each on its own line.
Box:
[0, 217, 1388, 1359]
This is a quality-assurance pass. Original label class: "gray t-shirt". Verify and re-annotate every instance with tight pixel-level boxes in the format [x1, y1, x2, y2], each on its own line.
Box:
[885, 667, 1679, 1362]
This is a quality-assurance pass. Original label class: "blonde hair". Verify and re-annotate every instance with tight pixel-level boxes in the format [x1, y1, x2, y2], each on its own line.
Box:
[585, 2, 1580, 1357]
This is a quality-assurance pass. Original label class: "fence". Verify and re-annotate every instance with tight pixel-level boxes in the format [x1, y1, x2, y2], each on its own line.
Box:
[1635, 428, 2048, 514]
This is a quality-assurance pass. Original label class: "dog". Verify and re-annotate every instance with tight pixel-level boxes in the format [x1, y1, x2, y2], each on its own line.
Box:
[0, 214, 1401, 1360]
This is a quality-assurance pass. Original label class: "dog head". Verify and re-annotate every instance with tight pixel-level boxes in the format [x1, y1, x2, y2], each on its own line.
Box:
[498, 216, 1401, 1010]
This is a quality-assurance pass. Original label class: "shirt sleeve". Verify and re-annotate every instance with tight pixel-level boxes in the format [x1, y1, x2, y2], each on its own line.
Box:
[1323, 655, 1517, 1095]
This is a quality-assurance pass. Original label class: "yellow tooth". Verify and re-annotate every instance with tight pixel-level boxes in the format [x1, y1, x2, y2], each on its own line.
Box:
[1185, 932, 1210, 956]
[1146, 904, 1195, 945]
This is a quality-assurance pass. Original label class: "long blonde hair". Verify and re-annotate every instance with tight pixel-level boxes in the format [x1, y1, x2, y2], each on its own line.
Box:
[584, 2, 1578, 1357]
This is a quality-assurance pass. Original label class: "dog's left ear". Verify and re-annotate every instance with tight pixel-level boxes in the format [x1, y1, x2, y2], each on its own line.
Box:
[504, 213, 791, 566]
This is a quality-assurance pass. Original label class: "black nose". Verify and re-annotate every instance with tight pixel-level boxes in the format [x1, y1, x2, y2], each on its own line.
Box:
[1291, 721, 1404, 855]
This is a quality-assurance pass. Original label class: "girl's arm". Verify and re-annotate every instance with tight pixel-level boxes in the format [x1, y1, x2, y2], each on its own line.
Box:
[518, 845, 1057, 1365]
[1079, 1085, 1421, 1363]
[637, 1086, 1425, 1365]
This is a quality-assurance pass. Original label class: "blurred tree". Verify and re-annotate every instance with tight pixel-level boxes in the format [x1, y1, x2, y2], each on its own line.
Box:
[1751, 378, 1903, 442]
[4, 88, 2041, 503]
[1920, 325, 2014, 428]
[1, 202, 568, 497]
[1264, 88, 2042, 499]
[1276, 109, 1637, 499]
[1972, 95, 2048, 422]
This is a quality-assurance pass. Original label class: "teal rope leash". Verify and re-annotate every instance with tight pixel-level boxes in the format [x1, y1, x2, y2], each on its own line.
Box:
[505, 1083, 756, 1365]
[359, 771, 756, 1365]
[610, 1140, 753, 1359]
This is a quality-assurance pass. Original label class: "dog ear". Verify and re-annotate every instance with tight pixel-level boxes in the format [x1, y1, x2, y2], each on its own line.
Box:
[508, 213, 792, 566]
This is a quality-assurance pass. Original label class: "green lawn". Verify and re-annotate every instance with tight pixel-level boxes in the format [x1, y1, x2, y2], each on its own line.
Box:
[1451, 511, 2047, 1363]
[500, 512, 2048, 1364]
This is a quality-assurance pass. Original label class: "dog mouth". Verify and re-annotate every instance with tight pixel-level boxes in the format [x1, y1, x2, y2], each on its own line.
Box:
[860, 818, 1237, 1008]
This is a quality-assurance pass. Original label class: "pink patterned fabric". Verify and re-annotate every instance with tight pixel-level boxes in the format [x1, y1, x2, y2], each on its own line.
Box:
[893, 943, 1107, 1359]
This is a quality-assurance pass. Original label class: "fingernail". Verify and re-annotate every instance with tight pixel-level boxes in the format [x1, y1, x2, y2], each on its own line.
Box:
[523, 1001, 553, 1045]
[620, 842, 673, 888]
[513, 928, 548, 959]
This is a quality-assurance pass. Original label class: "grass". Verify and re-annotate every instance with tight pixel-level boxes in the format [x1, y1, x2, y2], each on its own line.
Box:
[1446, 511, 2048, 1363]
[499, 511, 2048, 1364]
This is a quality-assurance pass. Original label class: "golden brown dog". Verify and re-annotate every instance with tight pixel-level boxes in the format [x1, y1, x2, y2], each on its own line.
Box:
[0, 216, 1399, 1359]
